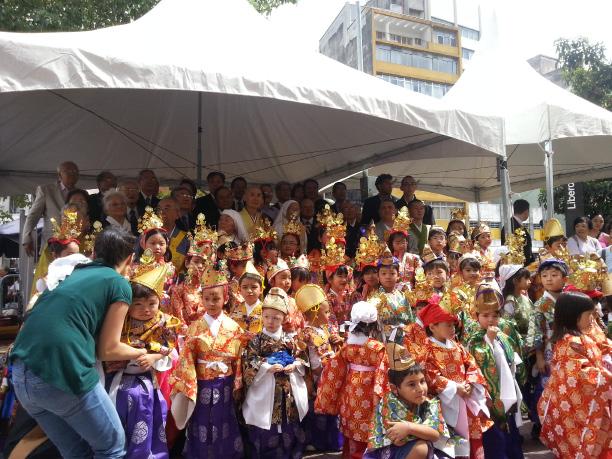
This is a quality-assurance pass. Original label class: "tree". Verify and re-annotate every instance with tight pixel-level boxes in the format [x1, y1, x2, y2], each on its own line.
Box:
[538, 179, 612, 217]
[555, 37, 612, 110]
[0, 0, 297, 31]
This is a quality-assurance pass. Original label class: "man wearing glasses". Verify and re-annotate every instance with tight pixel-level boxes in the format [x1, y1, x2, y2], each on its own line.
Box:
[395, 175, 435, 226]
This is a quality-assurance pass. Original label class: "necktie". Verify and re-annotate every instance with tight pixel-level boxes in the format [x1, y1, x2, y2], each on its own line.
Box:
[145, 196, 151, 206]
[129, 210, 138, 234]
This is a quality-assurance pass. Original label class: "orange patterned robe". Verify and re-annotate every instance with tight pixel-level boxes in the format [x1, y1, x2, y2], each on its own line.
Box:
[403, 319, 429, 363]
[422, 338, 493, 441]
[169, 280, 204, 330]
[314, 338, 389, 443]
[537, 333, 612, 459]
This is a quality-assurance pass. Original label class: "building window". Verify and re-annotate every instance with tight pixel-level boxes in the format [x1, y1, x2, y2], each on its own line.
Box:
[462, 48, 475, 60]
[435, 29, 457, 47]
[376, 44, 458, 75]
[431, 16, 454, 27]
[408, 8, 424, 18]
[377, 74, 452, 98]
[460, 26, 480, 41]
[426, 201, 462, 221]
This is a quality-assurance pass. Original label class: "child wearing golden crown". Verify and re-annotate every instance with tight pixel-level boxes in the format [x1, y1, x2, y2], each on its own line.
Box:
[466, 284, 525, 459]
[315, 301, 389, 459]
[321, 237, 353, 329]
[403, 271, 437, 363]
[365, 343, 453, 459]
[420, 298, 492, 459]
[386, 207, 421, 287]
[421, 246, 450, 296]
[104, 257, 180, 459]
[267, 258, 305, 335]
[228, 260, 264, 341]
[242, 288, 309, 458]
[471, 223, 496, 280]
[278, 211, 307, 260]
[225, 241, 254, 311]
[251, 219, 279, 278]
[170, 214, 216, 330]
[170, 260, 245, 458]
[289, 254, 312, 294]
[293, 284, 343, 453]
[376, 248, 415, 344]
[351, 225, 383, 304]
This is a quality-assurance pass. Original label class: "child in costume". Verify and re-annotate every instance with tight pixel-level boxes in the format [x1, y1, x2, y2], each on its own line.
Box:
[471, 223, 495, 281]
[525, 258, 568, 433]
[289, 254, 311, 294]
[458, 256, 481, 288]
[170, 214, 216, 330]
[225, 241, 254, 310]
[252, 219, 279, 277]
[351, 225, 384, 303]
[295, 284, 343, 453]
[427, 227, 447, 261]
[315, 301, 389, 459]
[537, 292, 611, 458]
[404, 270, 436, 363]
[376, 248, 414, 344]
[322, 238, 353, 328]
[267, 258, 304, 335]
[499, 266, 533, 339]
[365, 343, 452, 459]
[242, 288, 308, 458]
[467, 284, 524, 459]
[447, 232, 467, 279]
[170, 261, 245, 459]
[228, 260, 264, 340]
[422, 253, 449, 296]
[420, 298, 492, 459]
[104, 259, 180, 459]
[386, 207, 421, 287]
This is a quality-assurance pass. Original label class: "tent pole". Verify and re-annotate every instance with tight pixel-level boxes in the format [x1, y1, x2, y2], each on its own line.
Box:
[196, 92, 203, 187]
[498, 157, 512, 240]
[544, 140, 554, 220]
[475, 189, 481, 222]
[355, 2, 363, 72]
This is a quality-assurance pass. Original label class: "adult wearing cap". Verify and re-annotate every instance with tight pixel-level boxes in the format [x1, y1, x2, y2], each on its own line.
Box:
[501, 199, 535, 265]
[360, 174, 397, 226]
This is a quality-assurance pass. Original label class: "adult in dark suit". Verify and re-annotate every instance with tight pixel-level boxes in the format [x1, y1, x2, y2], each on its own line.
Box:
[303, 178, 328, 214]
[88, 171, 117, 224]
[118, 179, 141, 236]
[172, 185, 196, 232]
[21, 161, 80, 256]
[395, 175, 435, 226]
[360, 174, 396, 226]
[193, 171, 226, 229]
[136, 169, 160, 215]
[501, 199, 535, 265]
[341, 201, 360, 259]
[300, 198, 319, 253]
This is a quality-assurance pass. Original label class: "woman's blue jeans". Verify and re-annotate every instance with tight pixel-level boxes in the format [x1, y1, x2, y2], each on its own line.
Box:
[11, 359, 125, 459]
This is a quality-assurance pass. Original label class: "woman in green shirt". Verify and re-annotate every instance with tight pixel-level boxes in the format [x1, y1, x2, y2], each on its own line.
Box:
[11, 228, 146, 458]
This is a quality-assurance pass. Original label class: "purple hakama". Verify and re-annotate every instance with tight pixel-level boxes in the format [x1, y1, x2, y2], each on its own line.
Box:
[302, 400, 343, 452]
[112, 372, 169, 459]
[183, 376, 244, 459]
[247, 421, 306, 459]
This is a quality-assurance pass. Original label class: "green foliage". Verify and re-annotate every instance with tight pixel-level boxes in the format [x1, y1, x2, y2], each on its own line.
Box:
[0, 0, 297, 32]
[555, 37, 612, 110]
[538, 179, 612, 217]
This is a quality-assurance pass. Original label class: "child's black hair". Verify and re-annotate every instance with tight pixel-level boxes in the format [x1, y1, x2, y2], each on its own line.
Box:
[538, 261, 568, 277]
[290, 267, 310, 283]
[131, 282, 158, 300]
[323, 264, 350, 285]
[551, 292, 594, 344]
[136, 229, 172, 263]
[387, 232, 407, 253]
[427, 227, 446, 241]
[459, 257, 481, 271]
[544, 235, 566, 248]
[352, 321, 378, 336]
[48, 240, 75, 258]
[501, 267, 531, 299]
[388, 364, 425, 387]
[423, 259, 449, 274]
[254, 240, 278, 266]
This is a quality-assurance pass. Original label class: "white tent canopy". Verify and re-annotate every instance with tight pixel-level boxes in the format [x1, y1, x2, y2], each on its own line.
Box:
[0, 0, 504, 195]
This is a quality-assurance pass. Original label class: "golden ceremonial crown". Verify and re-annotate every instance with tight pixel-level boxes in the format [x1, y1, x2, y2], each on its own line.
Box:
[500, 228, 526, 266]
[386, 343, 417, 372]
[226, 242, 254, 261]
[283, 212, 304, 237]
[566, 252, 607, 291]
[471, 222, 491, 240]
[473, 283, 503, 314]
[201, 260, 229, 289]
[317, 204, 346, 240]
[294, 284, 327, 314]
[447, 231, 466, 254]
[390, 206, 412, 237]
[188, 214, 218, 256]
[251, 218, 277, 243]
[405, 267, 435, 305]
[50, 209, 83, 241]
[320, 237, 346, 271]
[138, 206, 164, 234]
[82, 220, 103, 255]
[450, 207, 467, 223]
[355, 225, 384, 269]
[288, 253, 310, 270]
[131, 249, 173, 297]
[421, 244, 437, 264]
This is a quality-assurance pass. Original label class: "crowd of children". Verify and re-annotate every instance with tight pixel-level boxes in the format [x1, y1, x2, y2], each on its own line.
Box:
[15, 204, 612, 458]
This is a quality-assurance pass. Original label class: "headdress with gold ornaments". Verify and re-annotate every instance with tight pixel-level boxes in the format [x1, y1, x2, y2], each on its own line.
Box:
[405, 267, 435, 305]
[226, 242, 253, 261]
[239, 260, 263, 283]
[355, 224, 385, 270]
[377, 246, 399, 268]
[201, 260, 229, 289]
[282, 212, 304, 238]
[473, 283, 503, 314]
[565, 251, 607, 291]
[49, 209, 82, 244]
[421, 244, 437, 265]
[320, 237, 346, 274]
[262, 287, 289, 315]
[316, 204, 346, 242]
[250, 218, 277, 243]
[542, 218, 565, 242]
[499, 227, 526, 266]
[471, 222, 491, 241]
[130, 249, 173, 298]
[82, 220, 103, 255]
[449, 207, 467, 224]
[295, 284, 327, 314]
[386, 343, 417, 372]
[389, 206, 412, 238]
[439, 283, 472, 316]
[266, 258, 290, 282]
[138, 206, 165, 234]
[447, 231, 466, 254]
[188, 214, 218, 257]
[288, 254, 310, 271]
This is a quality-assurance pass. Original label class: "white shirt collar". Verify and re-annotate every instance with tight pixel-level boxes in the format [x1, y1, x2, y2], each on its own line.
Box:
[245, 300, 261, 316]
[204, 312, 224, 337]
[105, 216, 131, 231]
[542, 290, 557, 303]
[347, 332, 368, 345]
[428, 336, 455, 349]
[263, 327, 283, 340]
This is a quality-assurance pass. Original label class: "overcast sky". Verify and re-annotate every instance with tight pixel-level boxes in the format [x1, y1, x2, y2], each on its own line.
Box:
[268, 0, 612, 60]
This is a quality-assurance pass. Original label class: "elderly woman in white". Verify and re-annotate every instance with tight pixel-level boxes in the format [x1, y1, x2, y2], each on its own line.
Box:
[567, 216, 601, 255]
[273, 200, 306, 253]
[102, 190, 131, 232]
[218, 209, 248, 244]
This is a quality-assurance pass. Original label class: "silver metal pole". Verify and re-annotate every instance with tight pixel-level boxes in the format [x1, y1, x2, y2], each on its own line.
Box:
[544, 140, 554, 220]
[475, 189, 481, 222]
[19, 209, 34, 304]
[498, 158, 513, 240]
[355, 2, 364, 72]
[196, 92, 203, 187]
